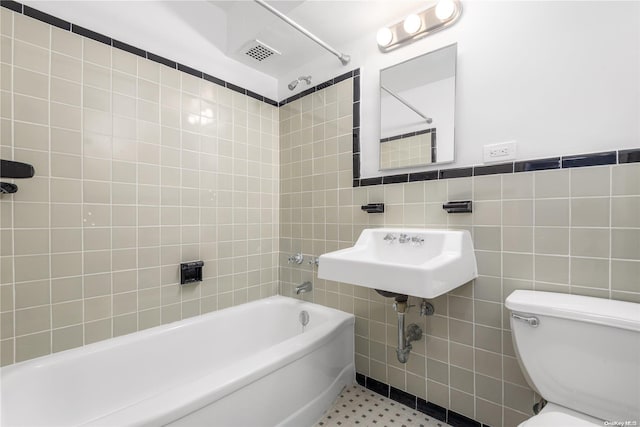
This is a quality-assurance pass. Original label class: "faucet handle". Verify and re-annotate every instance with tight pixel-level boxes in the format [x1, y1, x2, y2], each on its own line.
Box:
[383, 233, 397, 243]
[410, 236, 425, 246]
[288, 253, 304, 264]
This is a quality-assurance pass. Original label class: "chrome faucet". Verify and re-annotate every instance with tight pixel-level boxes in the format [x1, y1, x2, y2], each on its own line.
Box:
[410, 236, 425, 246]
[295, 281, 313, 295]
[398, 233, 410, 244]
[383, 233, 396, 243]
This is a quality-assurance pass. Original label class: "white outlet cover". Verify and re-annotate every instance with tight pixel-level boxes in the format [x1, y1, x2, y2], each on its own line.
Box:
[483, 141, 516, 163]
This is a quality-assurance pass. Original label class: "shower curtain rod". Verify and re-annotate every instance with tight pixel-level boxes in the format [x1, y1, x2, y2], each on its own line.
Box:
[381, 85, 433, 124]
[253, 0, 350, 66]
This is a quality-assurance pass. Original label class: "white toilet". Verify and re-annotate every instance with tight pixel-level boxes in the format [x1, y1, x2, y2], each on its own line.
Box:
[505, 290, 640, 426]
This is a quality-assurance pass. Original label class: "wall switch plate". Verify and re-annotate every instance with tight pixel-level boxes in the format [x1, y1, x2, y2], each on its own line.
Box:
[483, 141, 516, 163]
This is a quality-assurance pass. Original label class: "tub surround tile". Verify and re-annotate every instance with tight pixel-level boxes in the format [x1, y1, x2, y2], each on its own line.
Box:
[2, 3, 280, 366]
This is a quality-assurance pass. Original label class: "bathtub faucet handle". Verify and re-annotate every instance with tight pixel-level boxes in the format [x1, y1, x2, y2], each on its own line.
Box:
[288, 253, 304, 264]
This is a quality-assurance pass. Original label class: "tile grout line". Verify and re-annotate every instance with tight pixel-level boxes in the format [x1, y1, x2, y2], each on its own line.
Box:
[79, 31, 86, 347]
[47, 14, 53, 354]
[9, 8, 16, 363]
[608, 166, 613, 299]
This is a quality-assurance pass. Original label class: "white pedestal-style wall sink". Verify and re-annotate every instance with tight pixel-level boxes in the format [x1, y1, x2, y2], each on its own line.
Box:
[318, 228, 478, 299]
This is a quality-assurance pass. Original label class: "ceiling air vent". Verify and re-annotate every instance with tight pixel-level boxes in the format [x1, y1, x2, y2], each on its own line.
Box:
[242, 40, 281, 62]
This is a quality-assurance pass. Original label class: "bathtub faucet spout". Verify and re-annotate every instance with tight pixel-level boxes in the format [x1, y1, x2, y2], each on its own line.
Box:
[296, 281, 313, 295]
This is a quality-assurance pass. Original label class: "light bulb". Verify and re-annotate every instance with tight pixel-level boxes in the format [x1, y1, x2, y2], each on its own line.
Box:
[403, 14, 422, 34]
[435, 0, 456, 20]
[376, 27, 393, 47]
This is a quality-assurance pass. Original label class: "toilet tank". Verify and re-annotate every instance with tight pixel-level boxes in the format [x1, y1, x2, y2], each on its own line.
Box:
[505, 290, 640, 423]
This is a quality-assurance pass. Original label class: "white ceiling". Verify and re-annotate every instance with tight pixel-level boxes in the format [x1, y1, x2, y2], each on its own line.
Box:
[209, 0, 428, 77]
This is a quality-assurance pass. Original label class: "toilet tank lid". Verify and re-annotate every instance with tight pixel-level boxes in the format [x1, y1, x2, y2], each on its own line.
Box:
[505, 290, 640, 332]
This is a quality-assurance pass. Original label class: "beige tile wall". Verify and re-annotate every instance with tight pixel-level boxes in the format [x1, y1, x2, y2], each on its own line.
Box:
[0, 8, 279, 365]
[279, 78, 640, 427]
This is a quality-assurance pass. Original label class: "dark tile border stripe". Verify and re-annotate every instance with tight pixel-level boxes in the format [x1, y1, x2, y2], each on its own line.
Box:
[353, 75, 360, 102]
[227, 82, 247, 96]
[354, 148, 639, 187]
[177, 63, 203, 79]
[112, 39, 146, 58]
[71, 24, 111, 45]
[23, 5, 69, 30]
[352, 154, 360, 179]
[1, 1, 279, 106]
[514, 157, 560, 173]
[561, 150, 616, 168]
[440, 167, 472, 179]
[1, 1, 22, 13]
[619, 148, 640, 164]
[409, 170, 439, 182]
[418, 399, 448, 422]
[473, 162, 513, 176]
[359, 374, 490, 427]
[147, 52, 176, 69]
[448, 410, 482, 427]
[382, 174, 408, 184]
[278, 69, 359, 106]
[360, 177, 383, 187]
[364, 376, 389, 397]
[389, 386, 416, 408]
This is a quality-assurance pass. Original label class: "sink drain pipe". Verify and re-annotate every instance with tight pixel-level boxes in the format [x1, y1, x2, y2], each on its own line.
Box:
[393, 296, 426, 363]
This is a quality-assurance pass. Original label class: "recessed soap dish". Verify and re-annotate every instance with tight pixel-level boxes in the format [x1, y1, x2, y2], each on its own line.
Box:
[180, 261, 204, 285]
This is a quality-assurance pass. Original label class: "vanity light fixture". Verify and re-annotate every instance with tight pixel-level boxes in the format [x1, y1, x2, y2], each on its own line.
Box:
[435, 0, 456, 20]
[377, 0, 462, 52]
[376, 27, 394, 47]
[403, 14, 422, 35]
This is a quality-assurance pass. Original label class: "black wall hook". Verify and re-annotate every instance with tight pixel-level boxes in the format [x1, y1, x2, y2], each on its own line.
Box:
[443, 201, 472, 213]
[0, 159, 35, 179]
[0, 182, 18, 194]
[361, 203, 385, 213]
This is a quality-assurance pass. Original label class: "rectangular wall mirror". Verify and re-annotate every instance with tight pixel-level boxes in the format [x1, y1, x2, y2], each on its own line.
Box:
[379, 43, 457, 170]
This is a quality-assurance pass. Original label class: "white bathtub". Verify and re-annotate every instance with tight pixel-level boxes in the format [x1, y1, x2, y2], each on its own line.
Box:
[0, 296, 355, 427]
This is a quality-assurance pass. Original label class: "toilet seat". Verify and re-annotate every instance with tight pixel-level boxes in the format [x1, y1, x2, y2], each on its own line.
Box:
[519, 403, 602, 427]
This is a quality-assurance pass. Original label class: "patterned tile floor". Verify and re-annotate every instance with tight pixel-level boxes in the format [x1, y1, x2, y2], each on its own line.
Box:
[315, 384, 452, 427]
